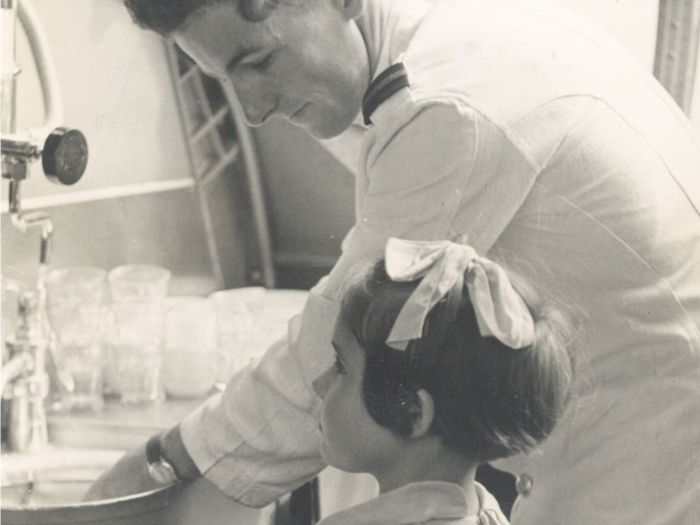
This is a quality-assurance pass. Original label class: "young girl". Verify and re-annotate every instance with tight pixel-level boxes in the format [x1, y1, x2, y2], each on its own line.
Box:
[312, 238, 575, 525]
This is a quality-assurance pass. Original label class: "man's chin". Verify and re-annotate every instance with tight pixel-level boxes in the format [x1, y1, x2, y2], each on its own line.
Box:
[296, 114, 356, 140]
[319, 442, 333, 466]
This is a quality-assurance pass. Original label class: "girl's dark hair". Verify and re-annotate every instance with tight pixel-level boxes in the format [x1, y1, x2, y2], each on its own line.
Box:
[340, 260, 575, 463]
[123, 0, 287, 36]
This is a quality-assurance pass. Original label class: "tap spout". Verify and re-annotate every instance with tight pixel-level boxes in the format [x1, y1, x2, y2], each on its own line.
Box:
[8, 178, 54, 267]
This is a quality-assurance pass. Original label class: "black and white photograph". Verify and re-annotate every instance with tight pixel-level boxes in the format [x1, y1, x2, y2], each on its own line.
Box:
[1, 0, 699, 523]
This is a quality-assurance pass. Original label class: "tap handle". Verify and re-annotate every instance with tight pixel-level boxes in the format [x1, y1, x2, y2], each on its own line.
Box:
[42, 127, 88, 186]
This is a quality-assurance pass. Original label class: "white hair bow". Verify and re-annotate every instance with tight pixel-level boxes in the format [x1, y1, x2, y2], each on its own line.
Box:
[385, 238, 535, 350]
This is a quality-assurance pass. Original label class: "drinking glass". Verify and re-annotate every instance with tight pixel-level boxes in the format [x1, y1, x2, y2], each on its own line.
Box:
[210, 287, 265, 381]
[46, 266, 107, 412]
[107, 264, 170, 405]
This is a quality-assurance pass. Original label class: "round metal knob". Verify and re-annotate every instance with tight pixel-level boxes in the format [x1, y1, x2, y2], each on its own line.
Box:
[42, 127, 88, 185]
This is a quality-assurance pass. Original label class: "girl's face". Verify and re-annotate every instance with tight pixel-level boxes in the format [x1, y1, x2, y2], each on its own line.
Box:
[313, 318, 403, 475]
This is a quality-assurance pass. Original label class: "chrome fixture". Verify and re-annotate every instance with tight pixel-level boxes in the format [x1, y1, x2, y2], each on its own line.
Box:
[1, 288, 49, 452]
[1, 0, 84, 451]
[1, 0, 88, 187]
[1, 0, 88, 271]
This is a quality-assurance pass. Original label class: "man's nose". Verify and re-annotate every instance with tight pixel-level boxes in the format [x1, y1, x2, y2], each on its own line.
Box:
[312, 366, 334, 399]
[232, 80, 276, 127]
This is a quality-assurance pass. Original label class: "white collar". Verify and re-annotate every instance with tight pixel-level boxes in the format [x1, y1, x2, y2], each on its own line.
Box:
[317, 481, 507, 525]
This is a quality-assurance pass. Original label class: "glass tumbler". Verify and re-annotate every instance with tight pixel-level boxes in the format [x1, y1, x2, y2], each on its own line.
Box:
[210, 287, 265, 382]
[46, 266, 107, 412]
[107, 265, 170, 405]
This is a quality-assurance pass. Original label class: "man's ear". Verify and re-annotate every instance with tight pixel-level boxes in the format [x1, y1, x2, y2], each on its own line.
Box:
[409, 389, 436, 438]
[335, 0, 365, 20]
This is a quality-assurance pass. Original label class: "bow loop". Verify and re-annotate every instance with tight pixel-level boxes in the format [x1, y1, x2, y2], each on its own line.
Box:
[384, 238, 534, 350]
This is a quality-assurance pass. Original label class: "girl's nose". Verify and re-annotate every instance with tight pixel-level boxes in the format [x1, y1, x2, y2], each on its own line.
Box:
[312, 366, 334, 399]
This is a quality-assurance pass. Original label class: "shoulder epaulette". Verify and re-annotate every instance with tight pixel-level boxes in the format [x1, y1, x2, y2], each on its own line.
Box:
[362, 62, 410, 125]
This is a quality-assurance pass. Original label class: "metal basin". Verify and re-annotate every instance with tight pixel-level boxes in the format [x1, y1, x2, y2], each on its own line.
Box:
[2, 448, 119, 505]
[1, 447, 274, 525]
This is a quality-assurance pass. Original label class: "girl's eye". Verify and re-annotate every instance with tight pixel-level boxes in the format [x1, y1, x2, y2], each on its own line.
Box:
[248, 54, 274, 73]
[333, 356, 346, 375]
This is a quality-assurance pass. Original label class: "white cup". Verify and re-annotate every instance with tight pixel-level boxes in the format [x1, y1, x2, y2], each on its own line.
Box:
[162, 296, 227, 398]
[210, 287, 266, 381]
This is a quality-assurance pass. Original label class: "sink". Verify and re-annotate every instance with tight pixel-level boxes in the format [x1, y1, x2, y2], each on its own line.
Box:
[2, 448, 121, 506]
[1, 447, 275, 525]
[0, 289, 308, 524]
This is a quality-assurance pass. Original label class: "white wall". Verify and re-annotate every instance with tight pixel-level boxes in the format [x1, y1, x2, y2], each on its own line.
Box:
[8, 0, 191, 200]
[2, 0, 221, 293]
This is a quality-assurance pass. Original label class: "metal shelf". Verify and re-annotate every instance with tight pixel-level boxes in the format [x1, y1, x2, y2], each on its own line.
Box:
[164, 40, 275, 289]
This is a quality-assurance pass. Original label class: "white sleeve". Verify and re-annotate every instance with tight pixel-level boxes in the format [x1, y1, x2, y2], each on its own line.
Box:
[180, 280, 338, 506]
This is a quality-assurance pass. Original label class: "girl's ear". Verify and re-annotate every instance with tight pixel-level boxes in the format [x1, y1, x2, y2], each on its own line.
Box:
[334, 0, 365, 20]
[410, 389, 436, 438]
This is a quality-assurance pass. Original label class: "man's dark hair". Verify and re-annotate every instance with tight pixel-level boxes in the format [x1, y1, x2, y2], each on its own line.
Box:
[124, 0, 286, 36]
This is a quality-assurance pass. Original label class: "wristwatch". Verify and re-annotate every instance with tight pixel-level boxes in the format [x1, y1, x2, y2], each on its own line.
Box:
[146, 433, 180, 485]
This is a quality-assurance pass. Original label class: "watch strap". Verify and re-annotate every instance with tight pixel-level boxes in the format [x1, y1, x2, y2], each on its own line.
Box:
[146, 433, 165, 466]
[146, 433, 180, 484]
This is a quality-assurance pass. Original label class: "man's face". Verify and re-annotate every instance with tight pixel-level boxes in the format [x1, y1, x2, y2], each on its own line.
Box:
[174, 0, 370, 139]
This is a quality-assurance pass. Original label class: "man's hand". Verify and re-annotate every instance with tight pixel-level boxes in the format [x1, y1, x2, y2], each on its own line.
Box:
[83, 424, 200, 501]
[83, 443, 161, 501]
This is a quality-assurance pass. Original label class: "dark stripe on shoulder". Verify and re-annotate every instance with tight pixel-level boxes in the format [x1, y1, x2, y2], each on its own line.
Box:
[362, 63, 410, 125]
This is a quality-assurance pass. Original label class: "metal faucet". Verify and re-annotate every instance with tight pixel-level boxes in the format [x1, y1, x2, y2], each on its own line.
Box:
[2, 0, 88, 245]
[1, 0, 88, 186]
[1, 0, 88, 452]
[1, 291, 50, 452]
